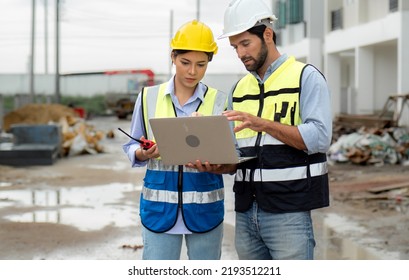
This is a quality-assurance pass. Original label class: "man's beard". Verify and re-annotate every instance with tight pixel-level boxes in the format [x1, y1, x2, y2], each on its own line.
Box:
[242, 41, 268, 72]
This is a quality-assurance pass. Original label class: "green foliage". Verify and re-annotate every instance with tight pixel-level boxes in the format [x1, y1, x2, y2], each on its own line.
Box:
[2, 96, 14, 113]
[61, 95, 107, 116]
[1, 94, 109, 116]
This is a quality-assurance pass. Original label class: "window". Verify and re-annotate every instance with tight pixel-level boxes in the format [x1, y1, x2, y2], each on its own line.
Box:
[274, 0, 303, 28]
[276, 0, 287, 29]
[287, 0, 303, 24]
[331, 8, 343, 31]
[389, 0, 398, 12]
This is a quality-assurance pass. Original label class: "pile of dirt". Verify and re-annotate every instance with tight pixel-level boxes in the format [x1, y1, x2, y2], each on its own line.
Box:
[2, 103, 78, 132]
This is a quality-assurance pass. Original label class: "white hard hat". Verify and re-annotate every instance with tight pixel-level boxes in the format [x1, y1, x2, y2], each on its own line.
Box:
[218, 0, 277, 39]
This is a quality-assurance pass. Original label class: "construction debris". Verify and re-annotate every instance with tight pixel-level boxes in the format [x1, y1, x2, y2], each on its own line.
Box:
[329, 126, 409, 165]
[1, 104, 109, 160]
[120, 244, 144, 251]
[341, 180, 409, 213]
[59, 115, 106, 156]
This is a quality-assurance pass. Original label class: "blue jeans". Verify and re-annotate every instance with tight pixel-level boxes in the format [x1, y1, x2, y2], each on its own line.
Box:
[142, 223, 223, 260]
[235, 201, 315, 260]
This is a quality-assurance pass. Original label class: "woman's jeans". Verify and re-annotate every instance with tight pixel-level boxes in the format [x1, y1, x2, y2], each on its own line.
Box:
[142, 223, 223, 260]
[235, 201, 315, 260]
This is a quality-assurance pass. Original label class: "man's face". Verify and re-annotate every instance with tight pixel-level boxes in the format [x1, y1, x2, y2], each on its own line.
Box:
[229, 31, 268, 72]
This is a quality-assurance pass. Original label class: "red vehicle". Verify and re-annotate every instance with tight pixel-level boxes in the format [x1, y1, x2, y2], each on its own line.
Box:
[104, 69, 155, 119]
[63, 68, 157, 119]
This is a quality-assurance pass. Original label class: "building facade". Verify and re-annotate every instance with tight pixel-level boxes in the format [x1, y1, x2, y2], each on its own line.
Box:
[273, 0, 409, 126]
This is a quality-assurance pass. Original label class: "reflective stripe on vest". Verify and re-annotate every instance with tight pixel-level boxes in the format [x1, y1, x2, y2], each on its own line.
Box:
[139, 83, 227, 233]
[237, 133, 285, 147]
[233, 56, 303, 141]
[143, 187, 224, 204]
[236, 161, 328, 182]
[231, 57, 329, 213]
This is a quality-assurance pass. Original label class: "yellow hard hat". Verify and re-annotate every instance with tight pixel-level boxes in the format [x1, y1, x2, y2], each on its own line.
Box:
[171, 20, 218, 55]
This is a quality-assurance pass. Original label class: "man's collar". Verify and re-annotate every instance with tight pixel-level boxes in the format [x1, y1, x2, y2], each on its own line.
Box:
[251, 53, 288, 82]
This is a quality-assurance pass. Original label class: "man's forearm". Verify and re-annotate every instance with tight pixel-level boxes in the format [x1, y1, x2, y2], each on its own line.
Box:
[263, 119, 307, 151]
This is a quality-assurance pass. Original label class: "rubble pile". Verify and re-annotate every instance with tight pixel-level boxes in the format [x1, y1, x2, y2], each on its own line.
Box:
[2, 103, 109, 157]
[329, 126, 409, 165]
[59, 115, 106, 157]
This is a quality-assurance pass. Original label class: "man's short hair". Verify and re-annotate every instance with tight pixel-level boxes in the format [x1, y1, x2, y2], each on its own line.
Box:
[247, 25, 276, 45]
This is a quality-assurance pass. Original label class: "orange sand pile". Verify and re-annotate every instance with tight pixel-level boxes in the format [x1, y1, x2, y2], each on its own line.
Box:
[3, 103, 78, 132]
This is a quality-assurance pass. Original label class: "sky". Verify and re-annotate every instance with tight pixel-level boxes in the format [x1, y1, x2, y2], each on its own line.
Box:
[0, 0, 253, 75]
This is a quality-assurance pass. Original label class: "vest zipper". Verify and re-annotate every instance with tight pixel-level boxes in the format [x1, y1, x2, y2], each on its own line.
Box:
[178, 165, 183, 208]
[250, 83, 266, 195]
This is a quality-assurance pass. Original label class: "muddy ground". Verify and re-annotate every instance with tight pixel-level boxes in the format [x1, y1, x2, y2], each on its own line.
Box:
[318, 163, 409, 259]
[0, 116, 408, 260]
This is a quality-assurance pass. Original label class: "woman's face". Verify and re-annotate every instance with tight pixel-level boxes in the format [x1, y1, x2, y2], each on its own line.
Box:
[172, 51, 209, 89]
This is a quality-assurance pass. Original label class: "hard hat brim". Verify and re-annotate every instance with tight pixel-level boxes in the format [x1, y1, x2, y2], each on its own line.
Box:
[218, 16, 277, 40]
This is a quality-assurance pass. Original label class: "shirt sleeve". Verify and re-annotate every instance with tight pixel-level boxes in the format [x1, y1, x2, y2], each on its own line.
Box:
[297, 66, 333, 154]
[122, 92, 148, 167]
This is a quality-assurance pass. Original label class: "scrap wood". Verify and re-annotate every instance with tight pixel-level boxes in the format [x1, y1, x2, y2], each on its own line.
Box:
[349, 192, 390, 200]
[121, 244, 143, 251]
[367, 182, 409, 194]
[334, 114, 394, 130]
[348, 190, 409, 205]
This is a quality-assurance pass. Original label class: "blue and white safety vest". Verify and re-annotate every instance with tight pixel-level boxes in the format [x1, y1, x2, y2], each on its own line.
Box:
[139, 82, 227, 233]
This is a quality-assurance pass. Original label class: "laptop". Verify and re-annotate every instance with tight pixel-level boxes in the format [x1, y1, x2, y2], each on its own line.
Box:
[149, 115, 256, 165]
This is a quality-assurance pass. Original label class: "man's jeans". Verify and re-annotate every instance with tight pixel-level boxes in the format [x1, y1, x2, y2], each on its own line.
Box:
[235, 201, 315, 260]
[142, 223, 223, 260]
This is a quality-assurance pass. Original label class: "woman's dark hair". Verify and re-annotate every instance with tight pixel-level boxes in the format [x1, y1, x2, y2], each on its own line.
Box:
[172, 49, 214, 62]
[247, 25, 277, 44]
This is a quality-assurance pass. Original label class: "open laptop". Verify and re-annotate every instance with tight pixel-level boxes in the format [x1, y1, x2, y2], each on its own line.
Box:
[149, 115, 256, 165]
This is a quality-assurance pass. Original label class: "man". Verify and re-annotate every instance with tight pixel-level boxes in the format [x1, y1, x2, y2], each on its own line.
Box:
[213, 0, 331, 260]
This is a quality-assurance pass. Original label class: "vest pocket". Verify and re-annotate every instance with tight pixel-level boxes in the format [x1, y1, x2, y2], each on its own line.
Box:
[141, 171, 168, 213]
[196, 200, 224, 214]
[258, 180, 308, 194]
[143, 170, 167, 185]
[261, 148, 308, 168]
[184, 172, 222, 192]
[140, 198, 165, 214]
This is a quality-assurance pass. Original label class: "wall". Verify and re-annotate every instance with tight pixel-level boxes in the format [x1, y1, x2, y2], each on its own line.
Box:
[0, 73, 244, 97]
[374, 43, 398, 110]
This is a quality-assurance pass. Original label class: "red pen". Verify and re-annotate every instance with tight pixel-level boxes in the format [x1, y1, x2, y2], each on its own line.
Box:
[117, 127, 155, 150]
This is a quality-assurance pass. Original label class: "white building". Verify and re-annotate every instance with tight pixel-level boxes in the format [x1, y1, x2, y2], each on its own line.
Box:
[273, 0, 409, 126]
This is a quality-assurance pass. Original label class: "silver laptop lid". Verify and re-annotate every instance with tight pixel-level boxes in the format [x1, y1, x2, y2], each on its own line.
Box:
[149, 115, 241, 165]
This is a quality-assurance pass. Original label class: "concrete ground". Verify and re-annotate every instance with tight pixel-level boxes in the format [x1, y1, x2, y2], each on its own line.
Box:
[0, 116, 237, 260]
[0, 116, 408, 260]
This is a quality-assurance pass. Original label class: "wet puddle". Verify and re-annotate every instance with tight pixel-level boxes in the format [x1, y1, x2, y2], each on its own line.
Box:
[0, 182, 13, 188]
[318, 213, 400, 259]
[0, 183, 141, 231]
[0, 177, 402, 259]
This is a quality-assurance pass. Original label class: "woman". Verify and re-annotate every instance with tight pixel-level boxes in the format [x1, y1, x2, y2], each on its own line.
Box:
[122, 20, 227, 260]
